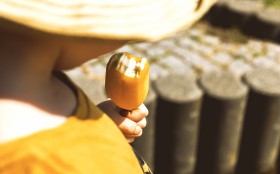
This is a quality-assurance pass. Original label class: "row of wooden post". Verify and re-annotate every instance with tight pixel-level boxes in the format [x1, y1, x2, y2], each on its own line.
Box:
[132, 68, 280, 174]
[204, 0, 280, 43]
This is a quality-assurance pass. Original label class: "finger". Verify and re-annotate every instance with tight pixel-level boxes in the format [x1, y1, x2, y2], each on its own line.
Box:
[139, 103, 149, 115]
[124, 133, 142, 141]
[118, 117, 143, 135]
[97, 99, 144, 136]
[124, 128, 143, 138]
[137, 118, 147, 129]
[125, 104, 149, 122]
[126, 137, 135, 143]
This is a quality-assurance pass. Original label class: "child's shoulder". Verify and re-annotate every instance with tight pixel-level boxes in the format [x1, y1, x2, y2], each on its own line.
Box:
[0, 99, 66, 143]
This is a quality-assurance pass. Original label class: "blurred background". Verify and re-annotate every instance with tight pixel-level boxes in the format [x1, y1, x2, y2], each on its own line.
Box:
[66, 0, 280, 174]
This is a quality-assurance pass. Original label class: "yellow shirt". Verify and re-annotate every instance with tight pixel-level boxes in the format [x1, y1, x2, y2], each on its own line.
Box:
[0, 72, 143, 174]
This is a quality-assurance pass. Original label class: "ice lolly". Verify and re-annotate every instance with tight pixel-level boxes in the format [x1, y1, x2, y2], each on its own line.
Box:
[105, 52, 149, 111]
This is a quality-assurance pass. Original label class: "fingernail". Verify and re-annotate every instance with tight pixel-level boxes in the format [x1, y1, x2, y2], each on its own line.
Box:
[134, 126, 142, 135]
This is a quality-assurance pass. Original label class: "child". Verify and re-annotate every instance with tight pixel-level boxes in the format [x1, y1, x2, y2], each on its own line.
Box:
[0, 0, 216, 173]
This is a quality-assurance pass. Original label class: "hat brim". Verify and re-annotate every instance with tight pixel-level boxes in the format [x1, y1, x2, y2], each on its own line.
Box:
[0, 0, 216, 41]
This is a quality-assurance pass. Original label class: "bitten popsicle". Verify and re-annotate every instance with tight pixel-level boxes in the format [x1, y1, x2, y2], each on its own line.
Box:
[105, 52, 150, 111]
[105, 52, 152, 173]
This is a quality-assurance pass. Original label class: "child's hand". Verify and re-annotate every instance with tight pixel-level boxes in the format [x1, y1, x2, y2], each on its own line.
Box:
[97, 99, 148, 143]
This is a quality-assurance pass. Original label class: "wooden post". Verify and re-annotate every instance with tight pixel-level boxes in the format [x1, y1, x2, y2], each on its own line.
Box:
[153, 73, 203, 174]
[237, 68, 280, 174]
[195, 71, 248, 174]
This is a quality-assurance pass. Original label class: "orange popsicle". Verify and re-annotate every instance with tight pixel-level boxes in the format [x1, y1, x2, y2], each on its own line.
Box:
[105, 52, 149, 110]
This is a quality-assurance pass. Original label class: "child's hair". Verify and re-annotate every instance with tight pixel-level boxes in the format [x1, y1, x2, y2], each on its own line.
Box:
[0, 0, 217, 41]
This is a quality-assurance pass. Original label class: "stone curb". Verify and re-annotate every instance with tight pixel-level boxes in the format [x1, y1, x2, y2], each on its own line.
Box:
[205, 0, 280, 43]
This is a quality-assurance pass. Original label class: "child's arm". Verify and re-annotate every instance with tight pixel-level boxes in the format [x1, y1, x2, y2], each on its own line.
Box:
[97, 99, 148, 143]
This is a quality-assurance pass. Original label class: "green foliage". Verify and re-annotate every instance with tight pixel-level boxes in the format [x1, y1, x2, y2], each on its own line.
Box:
[263, 0, 280, 8]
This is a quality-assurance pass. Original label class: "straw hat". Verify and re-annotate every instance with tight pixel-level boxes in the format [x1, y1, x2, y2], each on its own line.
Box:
[0, 0, 216, 41]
